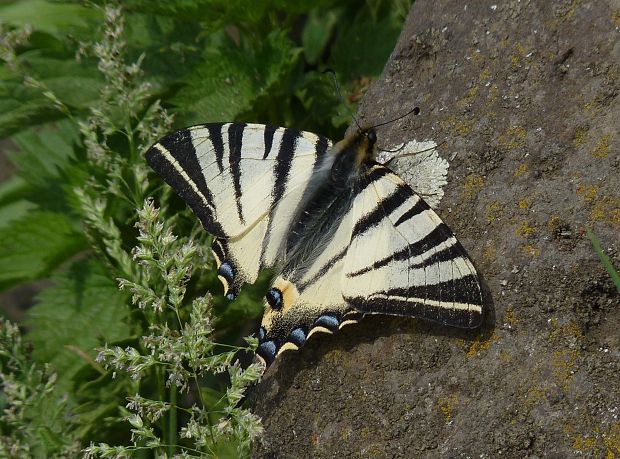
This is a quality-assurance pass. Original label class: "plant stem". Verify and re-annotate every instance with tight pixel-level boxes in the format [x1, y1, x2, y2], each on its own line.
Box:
[167, 383, 178, 456]
[586, 227, 620, 292]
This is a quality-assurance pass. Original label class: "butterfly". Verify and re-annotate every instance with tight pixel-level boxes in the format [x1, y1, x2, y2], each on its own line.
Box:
[146, 123, 484, 367]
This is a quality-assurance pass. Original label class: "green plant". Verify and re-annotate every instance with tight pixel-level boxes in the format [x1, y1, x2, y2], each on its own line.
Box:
[0, 0, 411, 456]
[586, 227, 620, 293]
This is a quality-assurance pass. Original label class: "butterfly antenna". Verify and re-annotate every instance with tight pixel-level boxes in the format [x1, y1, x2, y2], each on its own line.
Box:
[371, 105, 420, 130]
[323, 68, 363, 132]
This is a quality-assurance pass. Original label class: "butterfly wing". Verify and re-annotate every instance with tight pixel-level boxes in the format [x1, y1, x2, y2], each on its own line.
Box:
[254, 162, 484, 366]
[256, 196, 362, 366]
[342, 164, 484, 328]
[146, 123, 332, 298]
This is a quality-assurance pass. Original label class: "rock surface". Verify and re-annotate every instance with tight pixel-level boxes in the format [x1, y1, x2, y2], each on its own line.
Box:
[253, 1, 620, 457]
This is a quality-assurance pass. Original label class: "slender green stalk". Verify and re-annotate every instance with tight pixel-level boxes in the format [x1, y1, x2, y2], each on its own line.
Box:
[586, 227, 620, 292]
[167, 384, 178, 456]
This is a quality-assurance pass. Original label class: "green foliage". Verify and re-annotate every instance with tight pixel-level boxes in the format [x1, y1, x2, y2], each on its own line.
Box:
[0, 211, 86, 290]
[0, 320, 80, 458]
[27, 259, 131, 392]
[0, 0, 411, 456]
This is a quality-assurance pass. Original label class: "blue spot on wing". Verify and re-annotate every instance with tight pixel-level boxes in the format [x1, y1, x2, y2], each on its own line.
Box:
[258, 326, 266, 341]
[218, 261, 234, 283]
[266, 287, 283, 310]
[313, 315, 339, 331]
[257, 341, 277, 365]
[288, 328, 306, 347]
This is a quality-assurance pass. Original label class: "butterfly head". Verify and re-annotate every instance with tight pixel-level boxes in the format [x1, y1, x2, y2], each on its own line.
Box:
[330, 128, 380, 178]
[365, 128, 377, 146]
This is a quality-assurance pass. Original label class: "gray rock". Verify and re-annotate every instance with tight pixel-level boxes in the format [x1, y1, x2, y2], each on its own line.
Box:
[252, 0, 620, 457]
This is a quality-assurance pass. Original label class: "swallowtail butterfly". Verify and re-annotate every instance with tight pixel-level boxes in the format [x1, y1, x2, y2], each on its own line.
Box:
[146, 123, 484, 367]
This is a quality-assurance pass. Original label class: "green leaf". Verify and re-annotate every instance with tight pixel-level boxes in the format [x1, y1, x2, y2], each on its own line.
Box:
[20, 53, 104, 109]
[0, 211, 86, 291]
[0, 175, 30, 207]
[26, 258, 132, 391]
[0, 175, 36, 229]
[0, 79, 64, 138]
[172, 30, 300, 124]
[7, 121, 81, 212]
[0, 0, 101, 37]
[302, 9, 341, 64]
[0, 200, 38, 230]
[115, 0, 273, 24]
[9, 121, 78, 185]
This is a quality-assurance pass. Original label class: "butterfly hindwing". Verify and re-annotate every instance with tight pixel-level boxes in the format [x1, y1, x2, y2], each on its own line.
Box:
[256, 198, 362, 365]
[342, 164, 483, 328]
[146, 123, 331, 298]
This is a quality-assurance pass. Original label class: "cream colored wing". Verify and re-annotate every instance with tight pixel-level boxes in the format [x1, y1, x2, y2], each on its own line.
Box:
[146, 123, 332, 298]
[342, 164, 484, 328]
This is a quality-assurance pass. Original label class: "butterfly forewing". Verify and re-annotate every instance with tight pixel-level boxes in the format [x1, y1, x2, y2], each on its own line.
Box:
[146, 123, 332, 297]
[342, 165, 483, 328]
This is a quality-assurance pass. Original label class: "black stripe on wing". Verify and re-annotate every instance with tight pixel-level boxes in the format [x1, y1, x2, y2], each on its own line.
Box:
[297, 246, 348, 291]
[262, 124, 277, 159]
[228, 123, 246, 225]
[351, 183, 411, 239]
[346, 276, 481, 328]
[146, 127, 226, 237]
[273, 128, 300, 203]
[207, 124, 226, 173]
[347, 223, 453, 278]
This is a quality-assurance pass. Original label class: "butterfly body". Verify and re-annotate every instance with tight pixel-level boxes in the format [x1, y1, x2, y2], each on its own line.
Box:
[146, 123, 484, 367]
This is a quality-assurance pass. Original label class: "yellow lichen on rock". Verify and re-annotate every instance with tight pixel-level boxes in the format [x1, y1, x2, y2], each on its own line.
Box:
[516, 220, 537, 238]
[486, 200, 504, 223]
[514, 163, 528, 177]
[591, 134, 610, 158]
[466, 332, 499, 357]
[437, 393, 459, 423]
[462, 173, 485, 200]
[590, 195, 620, 229]
[500, 126, 527, 150]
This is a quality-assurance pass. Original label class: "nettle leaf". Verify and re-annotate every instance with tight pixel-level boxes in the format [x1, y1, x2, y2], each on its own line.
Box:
[0, 211, 86, 291]
[115, 0, 272, 24]
[20, 53, 104, 110]
[123, 13, 204, 90]
[0, 77, 65, 138]
[0, 200, 37, 230]
[0, 176, 34, 230]
[0, 0, 101, 37]
[8, 121, 80, 212]
[172, 30, 300, 124]
[0, 175, 30, 207]
[27, 258, 132, 392]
